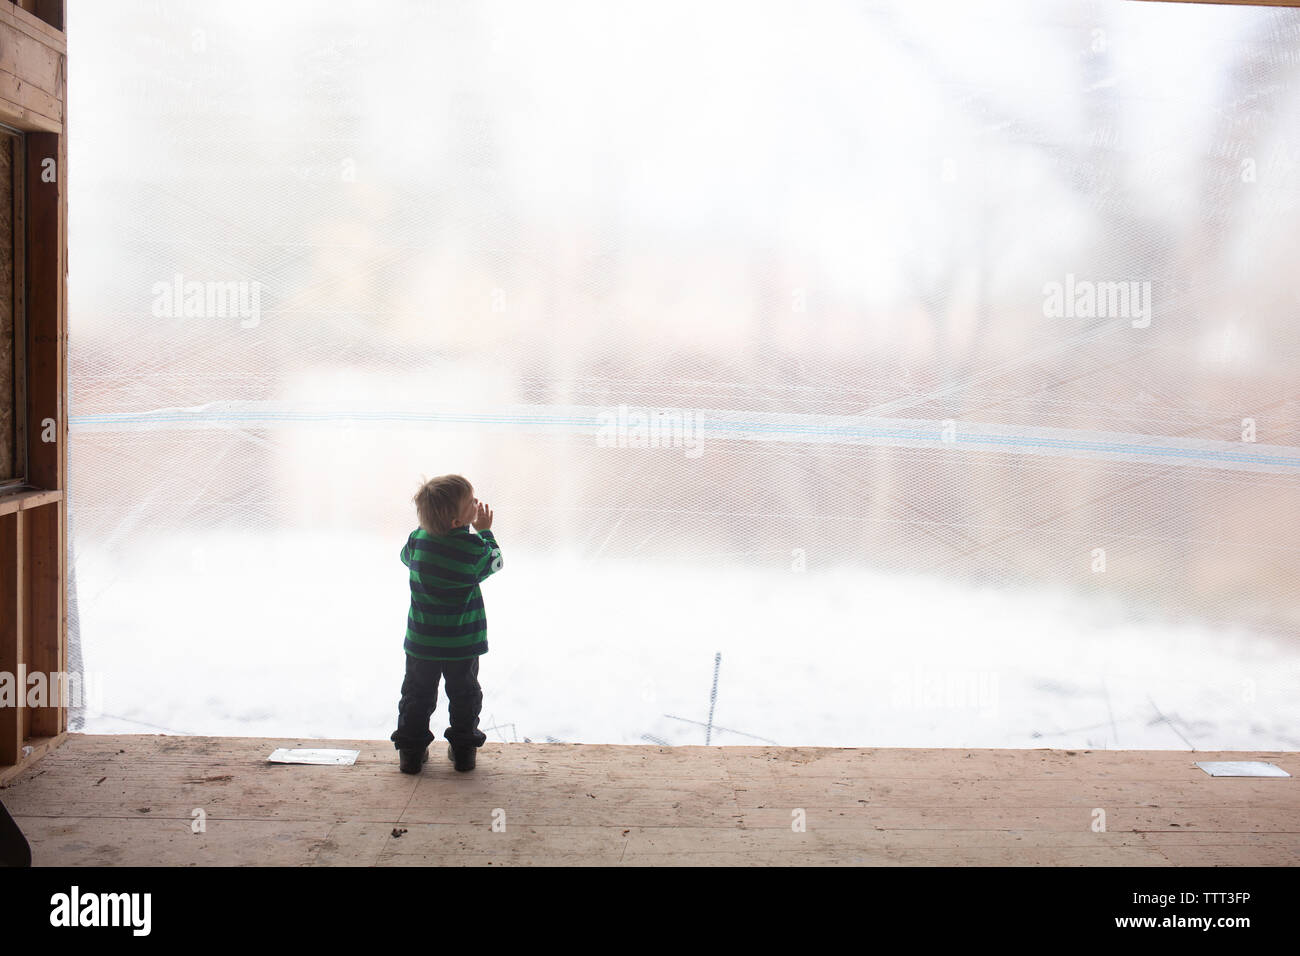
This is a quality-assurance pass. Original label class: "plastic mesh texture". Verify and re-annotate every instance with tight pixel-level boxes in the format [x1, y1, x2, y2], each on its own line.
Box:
[65, 0, 1300, 748]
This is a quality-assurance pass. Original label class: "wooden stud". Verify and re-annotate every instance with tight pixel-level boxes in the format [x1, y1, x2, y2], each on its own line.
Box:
[23, 499, 56, 735]
[0, 488, 58, 515]
[53, 57, 66, 740]
[0, 129, 16, 488]
[0, 509, 21, 765]
[24, 130, 59, 492]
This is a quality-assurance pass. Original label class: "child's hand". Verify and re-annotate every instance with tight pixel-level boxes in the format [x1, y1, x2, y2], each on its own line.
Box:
[474, 500, 494, 531]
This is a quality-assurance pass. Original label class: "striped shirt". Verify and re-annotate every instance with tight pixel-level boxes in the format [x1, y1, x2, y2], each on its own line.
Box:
[400, 525, 502, 661]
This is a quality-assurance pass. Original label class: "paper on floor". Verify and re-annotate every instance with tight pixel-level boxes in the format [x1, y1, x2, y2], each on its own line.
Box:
[267, 748, 359, 766]
[1195, 761, 1289, 777]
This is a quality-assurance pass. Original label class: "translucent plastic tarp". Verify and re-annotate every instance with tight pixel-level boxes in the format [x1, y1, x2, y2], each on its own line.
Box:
[66, 0, 1300, 748]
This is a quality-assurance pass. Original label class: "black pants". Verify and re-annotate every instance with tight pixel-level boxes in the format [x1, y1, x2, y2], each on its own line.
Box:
[390, 654, 488, 752]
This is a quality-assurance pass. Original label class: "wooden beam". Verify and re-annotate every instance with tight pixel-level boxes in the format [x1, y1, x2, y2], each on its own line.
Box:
[0, 487, 60, 516]
[0, 509, 21, 765]
[54, 61, 65, 742]
[0, 731, 63, 785]
[1130, 1, 1300, 6]
[0, 69, 61, 126]
[0, 128, 16, 485]
[23, 499, 57, 736]
[0, 2, 64, 48]
[0, 19, 62, 132]
[0, 39, 61, 98]
[24, 131, 60, 491]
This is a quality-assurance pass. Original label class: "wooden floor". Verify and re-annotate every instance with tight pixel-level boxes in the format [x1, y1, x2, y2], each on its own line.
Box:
[1, 734, 1296, 865]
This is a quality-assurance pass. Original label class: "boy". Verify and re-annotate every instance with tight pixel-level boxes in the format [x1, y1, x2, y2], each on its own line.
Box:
[390, 474, 503, 773]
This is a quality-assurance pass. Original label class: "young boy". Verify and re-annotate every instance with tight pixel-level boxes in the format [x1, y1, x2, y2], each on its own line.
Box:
[390, 474, 503, 773]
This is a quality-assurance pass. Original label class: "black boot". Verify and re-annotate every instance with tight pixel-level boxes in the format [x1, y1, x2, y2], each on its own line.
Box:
[399, 747, 429, 774]
[447, 743, 476, 772]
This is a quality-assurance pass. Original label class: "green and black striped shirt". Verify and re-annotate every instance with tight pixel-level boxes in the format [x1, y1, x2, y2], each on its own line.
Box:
[400, 525, 502, 661]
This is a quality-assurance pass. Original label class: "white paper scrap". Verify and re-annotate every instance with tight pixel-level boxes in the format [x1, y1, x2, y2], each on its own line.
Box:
[267, 748, 359, 766]
[1195, 761, 1289, 777]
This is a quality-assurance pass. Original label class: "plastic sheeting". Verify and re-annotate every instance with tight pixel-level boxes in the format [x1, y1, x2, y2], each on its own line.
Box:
[66, 0, 1300, 748]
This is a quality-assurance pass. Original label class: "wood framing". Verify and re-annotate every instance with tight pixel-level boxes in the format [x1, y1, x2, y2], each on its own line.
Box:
[0, 0, 65, 778]
[1131, 1, 1300, 6]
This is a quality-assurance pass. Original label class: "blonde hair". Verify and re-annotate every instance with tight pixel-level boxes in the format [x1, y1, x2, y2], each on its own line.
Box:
[414, 474, 473, 535]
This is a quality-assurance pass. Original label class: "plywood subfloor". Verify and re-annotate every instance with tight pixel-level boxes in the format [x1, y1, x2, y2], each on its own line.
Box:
[1, 734, 1296, 866]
